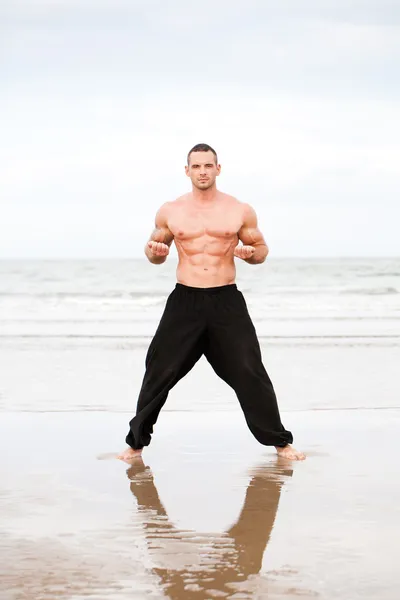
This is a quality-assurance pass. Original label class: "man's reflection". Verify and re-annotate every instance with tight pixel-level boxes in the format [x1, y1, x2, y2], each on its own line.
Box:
[127, 459, 293, 599]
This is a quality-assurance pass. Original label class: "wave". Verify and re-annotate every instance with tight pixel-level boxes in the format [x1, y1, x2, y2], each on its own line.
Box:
[0, 287, 398, 300]
[2, 333, 400, 340]
[359, 272, 400, 278]
[0, 291, 168, 300]
[340, 287, 398, 295]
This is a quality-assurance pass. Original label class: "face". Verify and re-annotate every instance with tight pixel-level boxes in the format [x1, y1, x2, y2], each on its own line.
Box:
[185, 151, 221, 190]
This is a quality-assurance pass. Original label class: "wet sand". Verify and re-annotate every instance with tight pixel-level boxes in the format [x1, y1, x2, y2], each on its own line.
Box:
[1, 409, 400, 599]
[1, 339, 399, 414]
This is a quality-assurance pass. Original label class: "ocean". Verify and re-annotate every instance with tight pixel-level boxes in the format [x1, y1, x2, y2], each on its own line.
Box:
[1, 257, 399, 414]
[2, 257, 400, 600]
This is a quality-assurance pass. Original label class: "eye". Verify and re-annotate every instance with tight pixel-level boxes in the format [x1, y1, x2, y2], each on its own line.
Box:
[206, 164, 214, 168]
[192, 164, 199, 168]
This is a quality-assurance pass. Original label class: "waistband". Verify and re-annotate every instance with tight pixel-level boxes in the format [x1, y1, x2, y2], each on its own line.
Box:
[175, 283, 237, 294]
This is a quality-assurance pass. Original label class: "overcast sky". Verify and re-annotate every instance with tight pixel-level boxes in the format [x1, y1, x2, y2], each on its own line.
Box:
[1, 0, 399, 258]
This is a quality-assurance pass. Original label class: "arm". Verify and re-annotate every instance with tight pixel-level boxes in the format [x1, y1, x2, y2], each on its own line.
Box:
[144, 203, 174, 264]
[236, 204, 269, 264]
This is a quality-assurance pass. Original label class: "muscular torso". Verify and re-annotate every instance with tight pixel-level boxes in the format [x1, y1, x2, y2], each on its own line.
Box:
[166, 192, 244, 287]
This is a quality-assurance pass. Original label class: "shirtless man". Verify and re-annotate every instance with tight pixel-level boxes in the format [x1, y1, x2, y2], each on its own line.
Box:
[118, 143, 305, 462]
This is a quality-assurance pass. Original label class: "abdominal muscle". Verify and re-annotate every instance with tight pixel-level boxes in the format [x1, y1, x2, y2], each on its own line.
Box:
[175, 236, 237, 288]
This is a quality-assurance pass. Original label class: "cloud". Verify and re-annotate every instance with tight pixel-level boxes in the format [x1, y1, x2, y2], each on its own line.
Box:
[3, 0, 400, 25]
[2, 1, 399, 94]
[1, 0, 399, 257]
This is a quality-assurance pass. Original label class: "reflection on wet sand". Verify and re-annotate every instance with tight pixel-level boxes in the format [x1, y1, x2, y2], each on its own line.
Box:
[127, 458, 294, 599]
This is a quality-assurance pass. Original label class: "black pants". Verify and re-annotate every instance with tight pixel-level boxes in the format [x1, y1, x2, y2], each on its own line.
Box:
[126, 283, 293, 450]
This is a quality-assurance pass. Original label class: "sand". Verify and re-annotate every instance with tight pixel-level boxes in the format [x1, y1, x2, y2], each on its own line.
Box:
[1, 408, 400, 600]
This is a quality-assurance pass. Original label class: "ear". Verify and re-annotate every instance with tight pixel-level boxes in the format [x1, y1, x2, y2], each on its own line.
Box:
[185, 165, 190, 176]
[216, 163, 221, 176]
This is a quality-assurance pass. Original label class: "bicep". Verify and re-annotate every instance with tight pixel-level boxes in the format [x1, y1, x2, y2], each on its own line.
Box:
[150, 204, 174, 246]
[238, 204, 267, 247]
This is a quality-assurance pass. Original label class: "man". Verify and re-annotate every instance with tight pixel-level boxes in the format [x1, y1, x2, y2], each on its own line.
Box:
[118, 143, 305, 462]
[126, 457, 293, 597]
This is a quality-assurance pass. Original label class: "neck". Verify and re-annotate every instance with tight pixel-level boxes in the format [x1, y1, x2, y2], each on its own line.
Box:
[192, 183, 218, 204]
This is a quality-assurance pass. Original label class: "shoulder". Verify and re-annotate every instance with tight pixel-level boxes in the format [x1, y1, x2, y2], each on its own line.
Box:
[156, 196, 185, 216]
[155, 195, 189, 225]
[218, 191, 238, 203]
[219, 193, 256, 220]
[163, 194, 190, 211]
[233, 201, 258, 227]
[219, 192, 252, 210]
[173, 193, 191, 207]
[217, 192, 243, 211]
[155, 201, 175, 225]
[241, 202, 257, 218]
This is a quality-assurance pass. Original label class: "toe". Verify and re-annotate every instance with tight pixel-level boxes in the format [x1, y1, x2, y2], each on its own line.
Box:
[295, 452, 306, 461]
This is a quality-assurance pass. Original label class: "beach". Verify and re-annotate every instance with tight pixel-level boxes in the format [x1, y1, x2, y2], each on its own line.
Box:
[1, 257, 399, 599]
[1, 410, 400, 599]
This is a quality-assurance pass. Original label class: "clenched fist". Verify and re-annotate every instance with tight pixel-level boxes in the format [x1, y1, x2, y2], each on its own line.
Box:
[234, 244, 255, 260]
[147, 241, 170, 257]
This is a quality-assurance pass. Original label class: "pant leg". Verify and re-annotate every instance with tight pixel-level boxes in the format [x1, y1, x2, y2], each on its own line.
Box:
[126, 288, 206, 449]
[204, 289, 293, 447]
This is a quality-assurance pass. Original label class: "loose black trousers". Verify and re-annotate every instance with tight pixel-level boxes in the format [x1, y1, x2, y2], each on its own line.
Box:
[126, 283, 293, 450]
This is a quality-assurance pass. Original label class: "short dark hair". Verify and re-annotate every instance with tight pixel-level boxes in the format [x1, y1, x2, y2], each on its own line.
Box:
[187, 143, 218, 165]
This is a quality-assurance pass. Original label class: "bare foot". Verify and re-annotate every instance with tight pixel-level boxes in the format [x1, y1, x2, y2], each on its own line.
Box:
[275, 445, 306, 461]
[117, 447, 143, 463]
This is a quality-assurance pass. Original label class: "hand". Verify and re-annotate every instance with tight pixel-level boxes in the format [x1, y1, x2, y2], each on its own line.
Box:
[147, 241, 170, 257]
[234, 244, 255, 260]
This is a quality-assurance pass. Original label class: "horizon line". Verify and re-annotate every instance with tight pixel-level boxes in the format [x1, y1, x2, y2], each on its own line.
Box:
[0, 255, 398, 261]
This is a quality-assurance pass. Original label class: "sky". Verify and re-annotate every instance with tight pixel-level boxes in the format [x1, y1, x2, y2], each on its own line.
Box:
[1, 0, 399, 258]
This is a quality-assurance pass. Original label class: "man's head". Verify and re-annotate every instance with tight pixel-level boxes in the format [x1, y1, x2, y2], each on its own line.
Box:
[185, 143, 221, 190]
